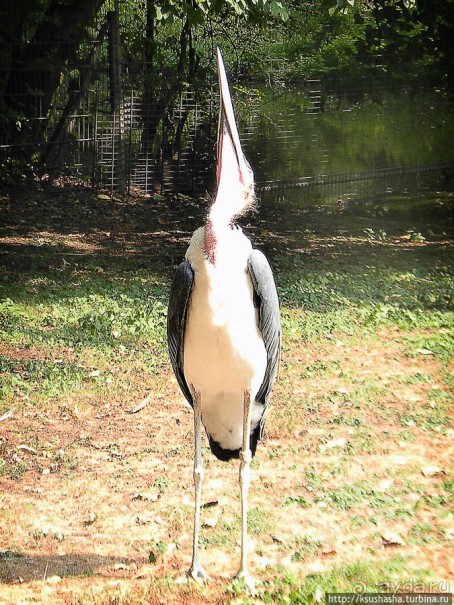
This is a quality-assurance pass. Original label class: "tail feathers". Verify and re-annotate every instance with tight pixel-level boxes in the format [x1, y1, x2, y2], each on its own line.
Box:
[207, 424, 261, 462]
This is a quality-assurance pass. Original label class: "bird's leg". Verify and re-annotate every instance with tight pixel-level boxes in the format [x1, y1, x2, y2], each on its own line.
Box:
[235, 390, 256, 593]
[187, 388, 209, 583]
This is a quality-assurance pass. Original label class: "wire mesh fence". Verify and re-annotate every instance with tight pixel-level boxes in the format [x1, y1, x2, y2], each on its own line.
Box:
[1, 20, 454, 203]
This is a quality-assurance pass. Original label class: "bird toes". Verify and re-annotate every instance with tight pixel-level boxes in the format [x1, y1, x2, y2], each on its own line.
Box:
[187, 564, 210, 584]
[233, 570, 257, 594]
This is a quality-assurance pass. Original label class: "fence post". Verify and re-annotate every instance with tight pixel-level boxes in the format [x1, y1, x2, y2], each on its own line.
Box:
[107, 8, 125, 195]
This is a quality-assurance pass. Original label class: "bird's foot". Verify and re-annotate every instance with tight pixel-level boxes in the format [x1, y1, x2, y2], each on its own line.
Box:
[233, 570, 257, 594]
[187, 563, 210, 584]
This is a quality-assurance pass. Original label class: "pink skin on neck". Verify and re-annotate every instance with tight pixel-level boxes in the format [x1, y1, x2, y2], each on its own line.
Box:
[204, 219, 217, 265]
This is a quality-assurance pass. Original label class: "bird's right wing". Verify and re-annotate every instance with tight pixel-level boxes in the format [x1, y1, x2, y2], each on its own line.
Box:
[167, 261, 194, 407]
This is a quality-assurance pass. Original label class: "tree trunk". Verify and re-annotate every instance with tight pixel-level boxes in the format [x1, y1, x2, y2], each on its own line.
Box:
[2, 0, 105, 154]
[45, 21, 108, 185]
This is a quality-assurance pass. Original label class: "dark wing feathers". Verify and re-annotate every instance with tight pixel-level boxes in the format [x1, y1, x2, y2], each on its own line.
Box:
[247, 249, 281, 433]
[167, 261, 194, 407]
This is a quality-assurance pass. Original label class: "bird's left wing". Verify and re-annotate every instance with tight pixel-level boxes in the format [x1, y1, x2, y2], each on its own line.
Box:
[247, 249, 281, 428]
[167, 261, 194, 407]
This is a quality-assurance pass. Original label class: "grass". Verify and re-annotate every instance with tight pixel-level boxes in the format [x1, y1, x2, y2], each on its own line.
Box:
[64, 557, 437, 605]
[0, 278, 169, 415]
[0, 274, 168, 349]
[0, 187, 453, 604]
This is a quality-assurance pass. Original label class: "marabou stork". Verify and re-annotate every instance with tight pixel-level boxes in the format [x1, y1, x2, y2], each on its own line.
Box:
[167, 49, 281, 588]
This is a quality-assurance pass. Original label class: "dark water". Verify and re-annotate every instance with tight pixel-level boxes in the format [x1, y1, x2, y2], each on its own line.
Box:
[232, 85, 454, 208]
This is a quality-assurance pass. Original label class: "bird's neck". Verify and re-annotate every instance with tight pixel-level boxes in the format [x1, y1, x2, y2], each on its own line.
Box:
[205, 187, 254, 261]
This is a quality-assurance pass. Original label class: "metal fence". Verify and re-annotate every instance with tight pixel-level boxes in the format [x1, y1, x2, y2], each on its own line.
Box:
[1, 28, 454, 202]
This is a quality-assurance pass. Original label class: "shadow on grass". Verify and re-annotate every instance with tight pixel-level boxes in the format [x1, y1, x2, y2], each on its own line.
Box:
[0, 552, 135, 583]
[1, 185, 453, 322]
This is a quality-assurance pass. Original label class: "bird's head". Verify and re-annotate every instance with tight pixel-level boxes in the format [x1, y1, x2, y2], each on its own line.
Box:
[208, 49, 255, 227]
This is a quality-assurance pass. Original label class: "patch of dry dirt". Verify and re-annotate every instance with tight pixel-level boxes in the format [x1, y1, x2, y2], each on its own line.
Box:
[1, 347, 452, 604]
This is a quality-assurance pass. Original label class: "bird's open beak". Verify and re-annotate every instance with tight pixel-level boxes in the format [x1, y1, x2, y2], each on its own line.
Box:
[216, 48, 254, 199]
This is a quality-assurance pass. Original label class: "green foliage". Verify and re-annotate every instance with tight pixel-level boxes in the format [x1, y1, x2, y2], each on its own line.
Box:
[284, 495, 311, 508]
[0, 355, 85, 400]
[276, 227, 453, 352]
[248, 506, 272, 534]
[260, 557, 431, 604]
[0, 270, 170, 414]
[315, 481, 368, 510]
[360, 0, 454, 84]
[2, 0, 452, 185]
[76, 293, 167, 346]
[408, 523, 436, 545]
[149, 0, 289, 24]
[0, 276, 168, 350]
[442, 474, 454, 494]
[291, 535, 323, 561]
[0, 457, 28, 481]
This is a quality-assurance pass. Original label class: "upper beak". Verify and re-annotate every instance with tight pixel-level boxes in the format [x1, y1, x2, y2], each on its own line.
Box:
[216, 48, 253, 196]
